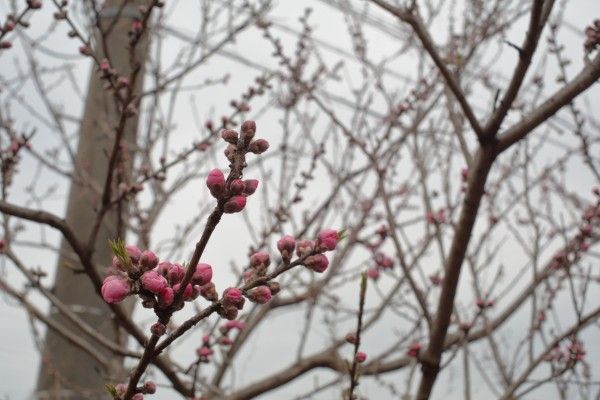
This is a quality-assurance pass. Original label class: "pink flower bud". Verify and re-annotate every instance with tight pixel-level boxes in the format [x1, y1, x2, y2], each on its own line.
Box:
[150, 323, 166, 336]
[222, 287, 245, 309]
[132, 393, 144, 400]
[224, 196, 246, 213]
[126, 245, 142, 264]
[242, 179, 259, 196]
[200, 282, 218, 301]
[141, 270, 168, 294]
[249, 251, 270, 269]
[366, 267, 380, 280]
[316, 229, 339, 251]
[225, 320, 246, 330]
[221, 129, 238, 144]
[156, 261, 172, 276]
[241, 120, 256, 141]
[296, 239, 315, 257]
[407, 343, 422, 358]
[193, 263, 213, 285]
[355, 351, 367, 363]
[220, 337, 233, 346]
[304, 253, 329, 273]
[143, 381, 156, 394]
[248, 285, 272, 304]
[277, 235, 296, 259]
[158, 286, 174, 307]
[345, 333, 357, 344]
[101, 276, 129, 304]
[248, 138, 269, 154]
[111, 255, 124, 271]
[224, 144, 237, 161]
[0, 41, 12, 49]
[79, 45, 91, 55]
[115, 383, 127, 397]
[173, 283, 194, 301]
[139, 250, 158, 271]
[229, 179, 245, 195]
[162, 263, 183, 285]
[197, 346, 213, 359]
[206, 169, 226, 198]
[202, 335, 211, 345]
[99, 58, 110, 72]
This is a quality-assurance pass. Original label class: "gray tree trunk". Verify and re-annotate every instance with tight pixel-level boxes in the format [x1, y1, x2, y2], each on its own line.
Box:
[36, 2, 150, 399]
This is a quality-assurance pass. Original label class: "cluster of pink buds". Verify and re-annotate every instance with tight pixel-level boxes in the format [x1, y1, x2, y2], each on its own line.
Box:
[196, 320, 247, 362]
[407, 342, 422, 358]
[550, 193, 598, 270]
[367, 252, 394, 281]
[0, 1, 43, 51]
[101, 241, 216, 313]
[205, 121, 268, 214]
[543, 341, 586, 363]
[426, 209, 447, 225]
[113, 380, 155, 400]
[584, 20, 600, 52]
[475, 298, 495, 309]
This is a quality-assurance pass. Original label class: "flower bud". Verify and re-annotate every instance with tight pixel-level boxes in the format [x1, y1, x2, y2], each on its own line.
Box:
[166, 263, 185, 284]
[304, 253, 329, 273]
[407, 342, 422, 357]
[267, 281, 281, 296]
[156, 261, 172, 276]
[249, 251, 270, 269]
[158, 286, 174, 307]
[143, 381, 156, 394]
[366, 267, 380, 280]
[225, 320, 246, 330]
[132, 393, 144, 400]
[316, 229, 339, 251]
[173, 283, 194, 301]
[220, 337, 233, 346]
[242, 179, 259, 196]
[222, 287, 245, 310]
[0, 41, 12, 49]
[139, 250, 158, 271]
[221, 129, 239, 144]
[277, 235, 296, 260]
[224, 144, 237, 161]
[140, 270, 168, 294]
[241, 120, 256, 141]
[150, 323, 166, 336]
[197, 346, 213, 359]
[230, 179, 245, 195]
[355, 351, 367, 363]
[218, 304, 239, 320]
[345, 333, 357, 344]
[206, 169, 225, 198]
[248, 138, 269, 154]
[247, 286, 272, 304]
[193, 263, 213, 285]
[115, 383, 127, 397]
[101, 276, 129, 304]
[200, 282, 218, 301]
[126, 245, 142, 264]
[224, 196, 246, 213]
[296, 239, 315, 257]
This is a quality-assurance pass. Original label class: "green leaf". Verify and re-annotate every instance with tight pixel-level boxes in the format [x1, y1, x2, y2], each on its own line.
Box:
[105, 383, 118, 398]
[109, 238, 131, 269]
